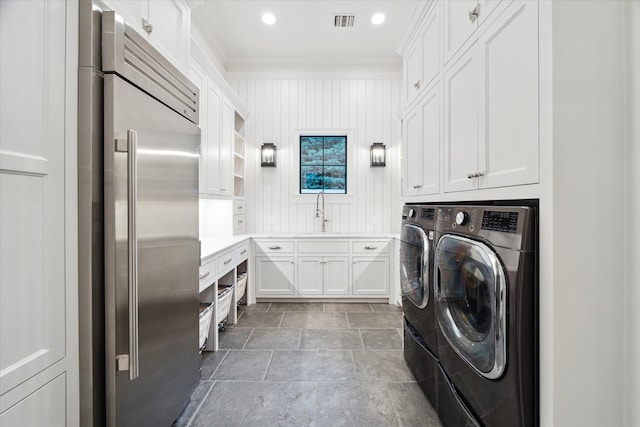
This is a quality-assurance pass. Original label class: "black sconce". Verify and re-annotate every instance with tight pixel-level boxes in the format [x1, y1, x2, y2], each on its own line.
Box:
[261, 143, 277, 167]
[370, 142, 386, 167]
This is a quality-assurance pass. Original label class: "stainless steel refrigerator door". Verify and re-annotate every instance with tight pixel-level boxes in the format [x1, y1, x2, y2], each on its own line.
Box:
[104, 73, 200, 426]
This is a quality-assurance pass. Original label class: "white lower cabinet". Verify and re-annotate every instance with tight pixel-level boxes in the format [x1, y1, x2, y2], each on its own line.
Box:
[352, 257, 390, 296]
[252, 238, 392, 299]
[255, 257, 295, 296]
[297, 257, 349, 296]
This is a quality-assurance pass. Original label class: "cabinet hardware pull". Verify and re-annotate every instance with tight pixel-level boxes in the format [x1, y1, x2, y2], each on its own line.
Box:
[142, 18, 153, 34]
[240, 249, 247, 255]
[467, 173, 475, 179]
[268, 246, 282, 250]
[199, 271, 211, 280]
[476, 172, 484, 177]
[224, 258, 232, 264]
[469, 5, 479, 23]
[364, 246, 378, 250]
[413, 80, 421, 90]
[238, 220, 244, 224]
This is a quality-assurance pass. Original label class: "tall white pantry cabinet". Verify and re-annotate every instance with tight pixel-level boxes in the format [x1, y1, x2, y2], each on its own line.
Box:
[0, 0, 79, 425]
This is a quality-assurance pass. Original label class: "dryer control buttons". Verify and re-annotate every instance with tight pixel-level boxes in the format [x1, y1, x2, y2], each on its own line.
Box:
[455, 211, 469, 226]
[408, 208, 416, 218]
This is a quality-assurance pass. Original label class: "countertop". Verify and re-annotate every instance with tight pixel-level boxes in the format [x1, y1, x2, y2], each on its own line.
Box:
[200, 233, 400, 264]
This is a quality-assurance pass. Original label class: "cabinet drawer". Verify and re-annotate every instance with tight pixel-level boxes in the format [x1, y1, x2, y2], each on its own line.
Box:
[255, 240, 295, 254]
[233, 200, 246, 215]
[217, 249, 237, 274]
[233, 214, 247, 234]
[352, 240, 390, 254]
[199, 258, 216, 291]
[236, 242, 249, 261]
[297, 240, 349, 253]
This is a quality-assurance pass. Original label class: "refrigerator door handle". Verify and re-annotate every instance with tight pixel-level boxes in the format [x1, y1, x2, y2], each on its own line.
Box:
[127, 129, 140, 380]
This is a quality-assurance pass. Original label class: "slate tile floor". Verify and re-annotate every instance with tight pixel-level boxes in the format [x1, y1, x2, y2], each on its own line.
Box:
[176, 303, 442, 427]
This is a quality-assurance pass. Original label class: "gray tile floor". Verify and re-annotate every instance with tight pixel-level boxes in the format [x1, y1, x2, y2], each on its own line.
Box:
[176, 302, 442, 427]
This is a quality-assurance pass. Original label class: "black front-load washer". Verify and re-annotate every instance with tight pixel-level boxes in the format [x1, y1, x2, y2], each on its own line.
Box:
[434, 205, 538, 427]
[400, 204, 439, 406]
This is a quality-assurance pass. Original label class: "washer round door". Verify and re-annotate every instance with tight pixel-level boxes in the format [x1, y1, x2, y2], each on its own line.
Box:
[434, 234, 507, 379]
[399, 224, 430, 308]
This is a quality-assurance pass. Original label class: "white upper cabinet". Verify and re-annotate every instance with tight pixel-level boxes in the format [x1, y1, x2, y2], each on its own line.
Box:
[405, 83, 441, 197]
[443, 43, 482, 193]
[443, 0, 538, 192]
[103, 0, 191, 72]
[479, 0, 538, 189]
[188, 62, 207, 194]
[443, 0, 505, 63]
[404, 1, 441, 108]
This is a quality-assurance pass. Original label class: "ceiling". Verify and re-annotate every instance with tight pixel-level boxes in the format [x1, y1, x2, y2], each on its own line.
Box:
[191, 1, 418, 73]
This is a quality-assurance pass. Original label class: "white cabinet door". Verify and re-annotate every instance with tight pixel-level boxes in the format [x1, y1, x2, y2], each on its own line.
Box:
[1, 0, 76, 418]
[444, 0, 478, 62]
[479, 0, 538, 188]
[220, 99, 234, 197]
[298, 257, 323, 295]
[420, 85, 441, 196]
[405, 84, 441, 198]
[148, 0, 190, 73]
[255, 257, 295, 296]
[205, 83, 223, 195]
[420, 2, 441, 92]
[404, 39, 422, 107]
[103, 0, 190, 72]
[352, 257, 390, 296]
[443, 42, 481, 193]
[324, 257, 350, 295]
[404, 106, 423, 197]
[188, 62, 206, 194]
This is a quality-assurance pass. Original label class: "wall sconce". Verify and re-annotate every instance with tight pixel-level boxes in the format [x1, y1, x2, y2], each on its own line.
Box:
[261, 143, 277, 167]
[370, 142, 386, 167]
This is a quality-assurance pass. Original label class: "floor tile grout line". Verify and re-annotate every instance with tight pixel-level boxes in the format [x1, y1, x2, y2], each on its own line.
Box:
[262, 350, 275, 381]
[357, 328, 366, 350]
[313, 381, 319, 426]
[386, 380, 404, 427]
[206, 350, 230, 381]
[242, 327, 256, 350]
[185, 380, 216, 427]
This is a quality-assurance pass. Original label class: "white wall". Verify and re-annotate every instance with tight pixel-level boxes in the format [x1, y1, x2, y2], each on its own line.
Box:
[551, 2, 625, 426]
[624, 1, 640, 426]
[228, 75, 402, 234]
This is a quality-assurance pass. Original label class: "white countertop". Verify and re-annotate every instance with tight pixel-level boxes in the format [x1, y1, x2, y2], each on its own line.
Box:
[200, 233, 399, 264]
[200, 235, 250, 264]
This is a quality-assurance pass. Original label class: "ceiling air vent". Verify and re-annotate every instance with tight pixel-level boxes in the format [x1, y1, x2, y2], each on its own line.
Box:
[334, 14, 355, 28]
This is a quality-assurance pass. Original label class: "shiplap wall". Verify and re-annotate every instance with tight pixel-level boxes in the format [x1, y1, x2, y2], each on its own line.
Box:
[228, 77, 403, 234]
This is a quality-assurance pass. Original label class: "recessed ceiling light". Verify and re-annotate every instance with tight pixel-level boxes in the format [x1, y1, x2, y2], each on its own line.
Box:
[371, 13, 385, 25]
[262, 13, 276, 25]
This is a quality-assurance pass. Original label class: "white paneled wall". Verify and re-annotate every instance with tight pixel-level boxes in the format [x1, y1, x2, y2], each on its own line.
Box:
[229, 77, 402, 234]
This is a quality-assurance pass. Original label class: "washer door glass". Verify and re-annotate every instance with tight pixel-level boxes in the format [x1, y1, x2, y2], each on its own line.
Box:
[435, 235, 506, 379]
[400, 224, 429, 308]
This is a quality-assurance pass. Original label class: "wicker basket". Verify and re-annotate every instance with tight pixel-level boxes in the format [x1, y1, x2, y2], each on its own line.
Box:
[236, 273, 248, 302]
[217, 285, 233, 324]
[199, 303, 213, 350]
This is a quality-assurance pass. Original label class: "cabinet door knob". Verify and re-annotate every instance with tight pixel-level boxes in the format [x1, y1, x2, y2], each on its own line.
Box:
[413, 80, 421, 90]
[468, 5, 479, 23]
[142, 18, 153, 34]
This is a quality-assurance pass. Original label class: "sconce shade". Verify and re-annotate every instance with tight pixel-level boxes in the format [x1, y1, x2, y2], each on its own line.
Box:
[370, 142, 386, 167]
[261, 143, 277, 167]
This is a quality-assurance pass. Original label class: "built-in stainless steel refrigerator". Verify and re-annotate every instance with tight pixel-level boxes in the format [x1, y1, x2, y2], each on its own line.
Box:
[78, 2, 200, 425]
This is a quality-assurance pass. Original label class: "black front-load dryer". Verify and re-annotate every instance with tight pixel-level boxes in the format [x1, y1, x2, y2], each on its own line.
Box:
[434, 205, 538, 427]
[400, 205, 439, 406]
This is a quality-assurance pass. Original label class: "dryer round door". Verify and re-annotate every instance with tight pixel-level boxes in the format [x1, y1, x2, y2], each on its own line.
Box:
[434, 235, 507, 379]
[399, 224, 430, 309]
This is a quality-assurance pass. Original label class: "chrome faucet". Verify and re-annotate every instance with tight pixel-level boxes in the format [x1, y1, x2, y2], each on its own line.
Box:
[315, 190, 328, 232]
